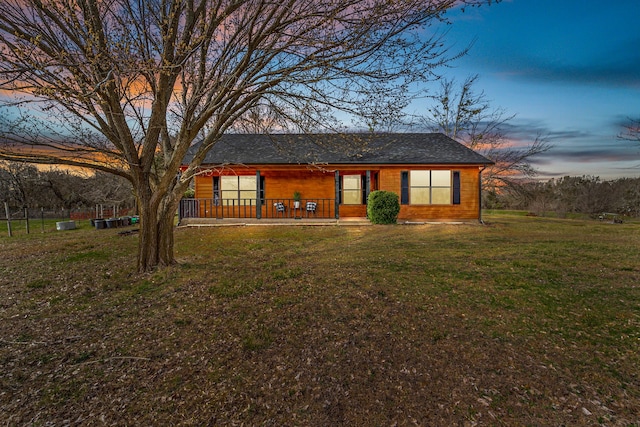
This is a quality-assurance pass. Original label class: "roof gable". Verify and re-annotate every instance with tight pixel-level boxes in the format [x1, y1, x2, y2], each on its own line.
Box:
[186, 133, 493, 165]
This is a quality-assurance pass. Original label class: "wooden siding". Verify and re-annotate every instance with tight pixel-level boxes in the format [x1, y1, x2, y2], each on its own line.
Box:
[378, 166, 481, 221]
[194, 175, 213, 199]
[339, 205, 368, 217]
[191, 164, 483, 220]
[261, 168, 335, 200]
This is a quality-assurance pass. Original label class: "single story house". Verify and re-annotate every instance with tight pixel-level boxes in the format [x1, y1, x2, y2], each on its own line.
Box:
[179, 133, 493, 223]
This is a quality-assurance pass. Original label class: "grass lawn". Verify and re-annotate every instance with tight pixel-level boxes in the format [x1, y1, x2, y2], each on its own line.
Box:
[1, 214, 639, 425]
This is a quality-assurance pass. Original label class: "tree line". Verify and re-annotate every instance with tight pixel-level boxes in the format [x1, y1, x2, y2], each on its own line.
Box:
[0, 161, 135, 213]
[485, 176, 640, 218]
[4, 158, 638, 220]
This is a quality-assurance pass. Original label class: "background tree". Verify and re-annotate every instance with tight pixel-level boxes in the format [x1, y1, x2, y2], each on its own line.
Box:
[526, 180, 555, 217]
[39, 169, 135, 211]
[1, 161, 135, 211]
[614, 178, 640, 217]
[0, 161, 40, 208]
[619, 117, 640, 144]
[351, 84, 413, 133]
[420, 74, 550, 189]
[0, 0, 495, 272]
[490, 176, 640, 218]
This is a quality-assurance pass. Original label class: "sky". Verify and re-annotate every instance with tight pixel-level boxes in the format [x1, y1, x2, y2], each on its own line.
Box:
[430, 0, 640, 180]
[2, 0, 638, 181]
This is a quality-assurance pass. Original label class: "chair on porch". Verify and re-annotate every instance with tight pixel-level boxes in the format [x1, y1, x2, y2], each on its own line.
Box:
[306, 201, 317, 216]
[274, 202, 287, 217]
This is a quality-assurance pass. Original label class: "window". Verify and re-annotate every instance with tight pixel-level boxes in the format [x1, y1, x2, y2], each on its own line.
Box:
[220, 176, 257, 205]
[430, 170, 451, 204]
[410, 170, 432, 204]
[342, 174, 362, 205]
[403, 170, 453, 205]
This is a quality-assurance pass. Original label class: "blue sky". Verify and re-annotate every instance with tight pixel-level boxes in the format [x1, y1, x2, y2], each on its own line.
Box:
[428, 0, 640, 180]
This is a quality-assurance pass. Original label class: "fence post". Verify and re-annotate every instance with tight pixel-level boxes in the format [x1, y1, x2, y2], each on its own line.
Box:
[4, 202, 11, 237]
[41, 207, 45, 233]
[25, 207, 29, 234]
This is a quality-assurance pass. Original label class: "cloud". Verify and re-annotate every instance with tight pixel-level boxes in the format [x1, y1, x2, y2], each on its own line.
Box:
[531, 137, 640, 165]
[457, 1, 640, 90]
[499, 119, 591, 144]
[499, 117, 640, 177]
[611, 115, 640, 132]
[508, 57, 640, 90]
[481, 38, 640, 90]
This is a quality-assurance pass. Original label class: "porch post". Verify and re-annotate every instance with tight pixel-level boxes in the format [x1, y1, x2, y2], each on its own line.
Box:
[334, 170, 340, 219]
[365, 170, 371, 203]
[256, 170, 262, 219]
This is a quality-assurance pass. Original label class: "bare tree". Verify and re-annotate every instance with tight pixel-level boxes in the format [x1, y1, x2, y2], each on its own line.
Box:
[0, 0, 495, 272]
[232, 104, 287, 134]
[0, 161, 134, 210]
[491, 175, 640, 218]
[420, 74, 550, 189]
[619, 117, 640, 143]
[351, 83, 413, 133]
[40, 169, 135, 210]
[0, 161, 40, 207]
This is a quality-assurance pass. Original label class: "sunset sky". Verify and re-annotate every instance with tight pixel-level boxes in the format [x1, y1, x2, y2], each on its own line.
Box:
[2, 1, 638, 181]
[431, 0, 640, 180]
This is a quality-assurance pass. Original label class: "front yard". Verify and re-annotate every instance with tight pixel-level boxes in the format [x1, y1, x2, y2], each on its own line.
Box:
[1, 215, 639, 425]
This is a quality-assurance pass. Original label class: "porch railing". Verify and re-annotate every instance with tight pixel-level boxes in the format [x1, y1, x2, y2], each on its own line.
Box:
[179, 198, 337, 221]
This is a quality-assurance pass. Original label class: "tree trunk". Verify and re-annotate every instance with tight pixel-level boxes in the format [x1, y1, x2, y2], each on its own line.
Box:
[136, 191, 179, 273]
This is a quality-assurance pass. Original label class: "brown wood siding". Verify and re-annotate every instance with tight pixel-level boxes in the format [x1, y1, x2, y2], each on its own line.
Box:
[340, 205, 367, 217]
[191, 163, 483, 220]
[194, 175, 213, 199]
[378, 166, 481, 220]
[259, 168, 335, 200]
[192, 167, 335, 200]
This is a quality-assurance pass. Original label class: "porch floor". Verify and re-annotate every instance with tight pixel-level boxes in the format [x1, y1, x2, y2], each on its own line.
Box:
[178, 217, 473, 227]
[178, 217, 372, 227]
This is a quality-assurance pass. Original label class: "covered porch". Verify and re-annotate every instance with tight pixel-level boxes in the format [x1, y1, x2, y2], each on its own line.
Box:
[178, 197, 339, 222]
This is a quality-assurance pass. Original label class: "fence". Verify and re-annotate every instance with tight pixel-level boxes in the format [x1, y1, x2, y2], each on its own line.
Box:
[1, 203, 136, 236]
[179, 198, 337, 221]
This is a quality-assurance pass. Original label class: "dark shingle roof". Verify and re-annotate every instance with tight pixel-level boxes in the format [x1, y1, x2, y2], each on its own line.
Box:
[186, 133, 493, 165]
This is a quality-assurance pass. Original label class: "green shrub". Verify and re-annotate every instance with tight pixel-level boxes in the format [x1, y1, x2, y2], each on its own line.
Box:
[367, 190, 400, 224]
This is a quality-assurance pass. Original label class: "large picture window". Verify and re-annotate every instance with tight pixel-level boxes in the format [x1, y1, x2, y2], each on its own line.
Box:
[220, 176, 257, 205]
[404, 170, 452, 205]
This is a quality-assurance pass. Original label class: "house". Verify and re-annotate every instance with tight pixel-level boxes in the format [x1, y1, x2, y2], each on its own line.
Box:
[179, 133, 493, 223]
